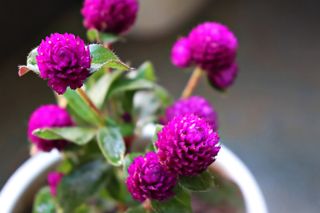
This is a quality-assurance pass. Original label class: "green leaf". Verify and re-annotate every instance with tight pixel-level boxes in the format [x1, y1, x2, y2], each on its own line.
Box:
[56, 159, 73, 174]
[126, 205, 147, 213]
[154, 85, 173, 109]
[108, 79, 154, 98]
[33, 127, 97, 145]
[97, 127, 126, 166]
[18, 47, 40, 76]
[151, 186, 192, 213]
[180, 170, 216, 191]
[136, 61, 156, 82]
[119, 122, 135, 137]
[104, 168, 138, 206]
[99, 32, 120, 44]
[123, 152, 142, 178]
[74, 204, 91, 213]
[88, 70, 124, 108]
[87, 29, 100, 42]
[89, 44, 129, 72]
[134, 91, 161, 121]
[64, 88, 103, 126]
[87, 29, 120, 44]
[57, 160, 109, 212]
[32, 187, 56, 213]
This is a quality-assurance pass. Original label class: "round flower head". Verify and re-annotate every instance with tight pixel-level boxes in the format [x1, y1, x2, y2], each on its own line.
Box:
[47, 172, 64, 196]
[28, 104, 73, 152]
[156, 114, 220, 176]
[166, 96, 218, 131]
[126, 152, 177, 202]
[188, 22, 238, 71]
[171, 37, 192, 68]
[208, 62, 238, 91]
[36, 33, 91, 94]
[81, 0, 139, 34]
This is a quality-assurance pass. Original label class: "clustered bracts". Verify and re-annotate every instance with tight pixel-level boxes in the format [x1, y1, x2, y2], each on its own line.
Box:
[170, 22, 238, 90]
[81, 0, 139, 34]
[47, 172, 64, 196]
[166, 96, 219, 131]
[170, 37, 192, 68]
[188, 22, 238, 71]
[126, 152, 178, 202]
[126, 114, 220, 201]
[208, 62, 238, 91]
[28, 104, 73, 152]
[156, 114, 220, 176]
[36, 33, 91, 94]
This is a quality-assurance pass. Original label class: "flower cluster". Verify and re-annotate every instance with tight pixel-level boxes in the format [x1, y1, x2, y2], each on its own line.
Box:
[28, 105, 73, 152]
[47, 172, 64, 196]
[171, 37, 192, 68]
[126, 152, 177, 202]
[19, 1, 238, 211]
[81, 0, 139, 34]
[156, 114, 220, 176]
[36, 33, 91, 94]
[171, 22, 238, 90]
[126, 114, 220, 201]
[165, 96, 219, 131]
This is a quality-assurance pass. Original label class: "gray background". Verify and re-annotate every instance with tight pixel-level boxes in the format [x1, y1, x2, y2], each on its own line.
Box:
[0, 0, 319, 212]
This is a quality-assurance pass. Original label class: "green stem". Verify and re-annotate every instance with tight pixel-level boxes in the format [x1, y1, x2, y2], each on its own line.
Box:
[76, 88, 105, 126]
[181, 67, 203, 99]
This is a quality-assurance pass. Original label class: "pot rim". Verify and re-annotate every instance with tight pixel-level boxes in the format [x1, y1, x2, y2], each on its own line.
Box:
[0, 146, 267, 213]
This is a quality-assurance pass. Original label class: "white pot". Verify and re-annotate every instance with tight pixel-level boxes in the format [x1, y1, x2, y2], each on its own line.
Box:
[0, 146, 267, 213]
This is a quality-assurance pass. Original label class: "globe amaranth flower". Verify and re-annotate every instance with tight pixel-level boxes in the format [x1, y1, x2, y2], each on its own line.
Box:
[188, 22, 238, 71]
[126, 152, 177, 202]
[81, 0, 139, 34]
[208, 62, 238, 91]
[36, 33, 91, 94]
[166, 96, 219, 131]
[156, 114, 220, 176]
[171, 37, 192, 68]
[28, 104, 73, 152]
[47, 172, 64, 196]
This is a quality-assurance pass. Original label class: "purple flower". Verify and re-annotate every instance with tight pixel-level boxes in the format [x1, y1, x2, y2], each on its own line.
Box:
[208, 62, 238, 91]
[171, 37, 192, 68]
[81, 0, 139, 34]
[47, 172, 64, 196]
[36, 33, 91, 94]
[166, 96, 219, 131]
[28, 105, 73, 152]
[156, 114, 220, 176]
[126, 152, 177, 202]
[188, 22, 238, 71]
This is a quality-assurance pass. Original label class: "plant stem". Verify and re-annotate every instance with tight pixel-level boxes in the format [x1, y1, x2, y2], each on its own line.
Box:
[143, 199, 152, 212]
[54, 92, 67, 108]
[76, 88, 105, 125]
[181, 66, 203, 99]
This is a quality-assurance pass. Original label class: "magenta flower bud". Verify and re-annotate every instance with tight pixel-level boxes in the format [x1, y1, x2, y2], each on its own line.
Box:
[188, 22, 238, 71]
[208, 63, 238, 91]
[36, 33, 91, 94]
[28, 105, 73, 152]
[47, 172, 64, 196]
[156, 114, 220, 176]
[166, 96, 218, 131]
[171, 37, 192, 68]
[126, 152, 177, 202]
[81, 0, 139, 34]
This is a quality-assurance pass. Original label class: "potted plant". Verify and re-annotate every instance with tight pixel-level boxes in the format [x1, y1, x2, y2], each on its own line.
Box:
[0, 0, 267, 212]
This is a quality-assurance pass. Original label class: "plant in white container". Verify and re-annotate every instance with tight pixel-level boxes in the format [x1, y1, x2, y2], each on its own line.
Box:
[0, 0, 268, 212]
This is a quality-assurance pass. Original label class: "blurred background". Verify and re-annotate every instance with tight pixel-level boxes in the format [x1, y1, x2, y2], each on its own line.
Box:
[0, 0, 320, 212]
